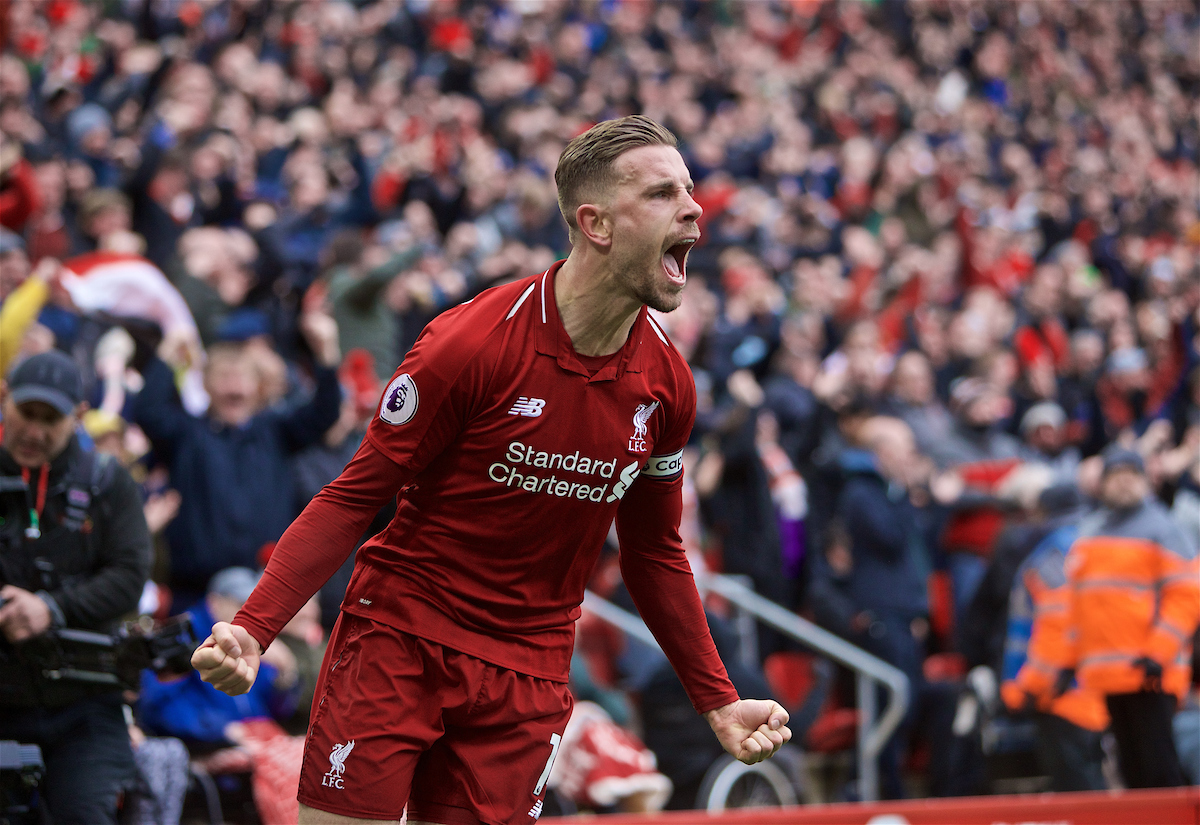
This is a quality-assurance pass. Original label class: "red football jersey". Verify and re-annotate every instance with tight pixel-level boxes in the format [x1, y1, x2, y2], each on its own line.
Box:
[236, 263, 738, 713]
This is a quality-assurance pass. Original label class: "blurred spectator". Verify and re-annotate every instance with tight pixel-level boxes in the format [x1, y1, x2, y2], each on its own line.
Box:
[318, 228, 423, 380]
[4, 0, 1199, 805]
[75, 188, 133, 254]
[883, 350, 953, 458]
[1017, 402, 1080, 483]
[698, 369, 794, 625]
[137, 566, 305, 825]
[933, 376, 1028, 627]
[761, 334, 822, 469]
[1064, 447, 1199, 788]
[959, 464, 1059, 679]
[127, 309, 341, 608]
[0, 239, 60, 374]
[999, 485, 1109, 792]
[0, 134, 41, 231]
[929, 377, 1023, 470]
[810, 417, 961, 798]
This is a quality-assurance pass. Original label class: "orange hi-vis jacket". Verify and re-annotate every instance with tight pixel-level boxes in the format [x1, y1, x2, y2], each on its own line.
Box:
[1065, 499, 1200, 700]
[1001, 524, 1109, 732]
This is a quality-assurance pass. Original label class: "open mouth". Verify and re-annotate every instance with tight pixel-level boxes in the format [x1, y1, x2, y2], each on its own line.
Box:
[662, 238, 695, 286]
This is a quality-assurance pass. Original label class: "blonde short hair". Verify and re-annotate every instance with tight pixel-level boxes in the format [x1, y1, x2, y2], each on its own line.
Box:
[554, 115, 678, 244]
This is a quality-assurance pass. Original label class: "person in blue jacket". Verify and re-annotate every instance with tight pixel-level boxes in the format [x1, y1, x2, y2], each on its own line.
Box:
[128, 309, 341, 609]
[138, 567, 299, 744]
[812, 416, 967, 798]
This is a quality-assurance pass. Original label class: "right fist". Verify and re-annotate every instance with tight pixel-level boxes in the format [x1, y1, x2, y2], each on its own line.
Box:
[191, 621, 262, 696]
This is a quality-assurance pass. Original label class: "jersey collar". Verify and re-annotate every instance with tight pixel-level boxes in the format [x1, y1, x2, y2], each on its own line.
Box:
[534, 261, 647, 382]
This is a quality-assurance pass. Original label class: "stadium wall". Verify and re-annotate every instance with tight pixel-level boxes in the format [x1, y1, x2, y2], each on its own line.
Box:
[549, 787, 1200, 825]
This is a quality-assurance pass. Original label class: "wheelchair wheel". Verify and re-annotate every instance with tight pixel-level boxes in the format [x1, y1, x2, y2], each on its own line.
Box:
[695, 752, 799, 810]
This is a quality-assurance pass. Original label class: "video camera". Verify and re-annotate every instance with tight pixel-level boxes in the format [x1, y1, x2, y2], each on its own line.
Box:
[0, 741, 44, 825]
[1, 615, 196, 694]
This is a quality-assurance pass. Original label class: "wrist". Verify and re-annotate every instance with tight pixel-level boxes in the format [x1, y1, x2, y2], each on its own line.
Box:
[35, 590, 66, 629]
[703, 701, 734, 720]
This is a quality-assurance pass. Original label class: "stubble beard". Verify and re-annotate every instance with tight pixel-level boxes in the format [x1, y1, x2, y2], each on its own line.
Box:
[620, 255, 684, 314]
[638, 279, 684, 313]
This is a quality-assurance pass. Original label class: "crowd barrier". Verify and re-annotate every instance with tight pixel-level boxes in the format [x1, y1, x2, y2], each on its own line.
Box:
[547, 787, 1200, 824]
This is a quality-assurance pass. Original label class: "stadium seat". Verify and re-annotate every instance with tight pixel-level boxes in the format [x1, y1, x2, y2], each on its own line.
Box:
[762, 650, 859, 754]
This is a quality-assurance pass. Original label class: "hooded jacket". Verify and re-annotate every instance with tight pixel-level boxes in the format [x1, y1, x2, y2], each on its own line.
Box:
[1065, 499, 1199, 699]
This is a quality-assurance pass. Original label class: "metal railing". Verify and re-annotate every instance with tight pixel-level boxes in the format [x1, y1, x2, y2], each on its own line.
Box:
[582, 573, 910, 803]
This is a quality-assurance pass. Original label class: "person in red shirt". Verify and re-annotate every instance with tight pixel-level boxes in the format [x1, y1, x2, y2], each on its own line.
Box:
[192, 115, 791, 825]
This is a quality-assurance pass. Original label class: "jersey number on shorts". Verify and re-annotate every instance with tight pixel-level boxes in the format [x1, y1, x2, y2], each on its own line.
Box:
[532, 732, 562, 795]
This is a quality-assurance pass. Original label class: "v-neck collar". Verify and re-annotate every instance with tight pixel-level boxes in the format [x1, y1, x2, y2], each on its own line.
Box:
[533, 261, 648, 382]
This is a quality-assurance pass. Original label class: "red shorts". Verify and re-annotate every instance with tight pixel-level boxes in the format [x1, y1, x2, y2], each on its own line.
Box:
[297, 613, 573, 824]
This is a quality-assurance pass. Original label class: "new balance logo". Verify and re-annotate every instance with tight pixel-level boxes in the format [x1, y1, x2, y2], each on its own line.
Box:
[508, 397, 546, 417]
[528, 800, 543, 820]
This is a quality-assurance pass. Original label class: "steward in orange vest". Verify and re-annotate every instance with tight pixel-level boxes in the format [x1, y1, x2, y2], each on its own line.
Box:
[1062, 447, 1198, 788]
[1002, 519, 1109, 791]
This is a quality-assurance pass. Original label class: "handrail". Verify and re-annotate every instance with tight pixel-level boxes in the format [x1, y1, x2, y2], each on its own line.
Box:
[581, 590, 662, 651]
[582, 574, 909, 803]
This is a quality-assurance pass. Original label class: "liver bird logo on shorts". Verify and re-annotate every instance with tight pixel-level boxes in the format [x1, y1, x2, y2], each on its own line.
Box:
[322, 740, 355, 789]
[628, 401, 658, 453]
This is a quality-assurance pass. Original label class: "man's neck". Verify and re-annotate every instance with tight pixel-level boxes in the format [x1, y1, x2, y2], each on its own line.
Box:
[554, 252, 644, 357]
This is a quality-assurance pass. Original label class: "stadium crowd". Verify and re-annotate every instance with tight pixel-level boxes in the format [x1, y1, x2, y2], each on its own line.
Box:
[0, 0, 1197, 818]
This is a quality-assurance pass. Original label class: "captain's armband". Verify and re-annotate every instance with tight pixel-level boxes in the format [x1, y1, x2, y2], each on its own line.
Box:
[641, 449, 684, 480]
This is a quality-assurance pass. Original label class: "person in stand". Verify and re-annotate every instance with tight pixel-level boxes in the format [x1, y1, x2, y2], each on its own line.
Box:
[1062, 446, 1199, 788]
[1000, 485, 1109, 792]
[192, 115, 791, 824]
[0, 350, 152, 824]
[127, 306, 342, 609]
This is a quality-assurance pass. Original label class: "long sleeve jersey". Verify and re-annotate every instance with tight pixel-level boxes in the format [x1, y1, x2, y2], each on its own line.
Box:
[235, 265, 739, 713]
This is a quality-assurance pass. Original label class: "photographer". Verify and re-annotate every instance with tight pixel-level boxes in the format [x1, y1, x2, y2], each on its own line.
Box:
[0, 350, 152, 824]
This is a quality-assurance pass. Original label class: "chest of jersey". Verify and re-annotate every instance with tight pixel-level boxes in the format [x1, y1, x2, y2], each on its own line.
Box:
[426, 356, 669, 510]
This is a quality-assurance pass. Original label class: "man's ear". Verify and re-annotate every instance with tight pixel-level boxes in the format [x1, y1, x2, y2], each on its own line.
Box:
[575, 204, 612, 249]
[0, 380, 7, 405]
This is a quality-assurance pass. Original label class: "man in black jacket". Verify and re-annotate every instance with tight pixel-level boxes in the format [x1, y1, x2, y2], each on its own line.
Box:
[0, 350, 152, 825]
[809, 416, 974, 798]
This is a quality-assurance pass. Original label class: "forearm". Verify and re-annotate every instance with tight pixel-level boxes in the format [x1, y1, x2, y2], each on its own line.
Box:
[0, 277, 50, 375]
[617, 481, 739, 714]
[280, 363, 342, 448]
[1146, 577, 1200, 664]
[623, 561, 739, 713]
[129, 356, 189, 442]
[51, 559, 146, 630]
[233, 444, 406, 650]
[344, 248, 422, 307]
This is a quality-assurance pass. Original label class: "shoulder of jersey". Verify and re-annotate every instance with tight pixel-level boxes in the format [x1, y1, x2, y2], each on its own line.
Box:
[642, 311, 694, 399]
[642, 311, 685, 363]
[440, 275, 541, 327]
[426, 275, 542, 345]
